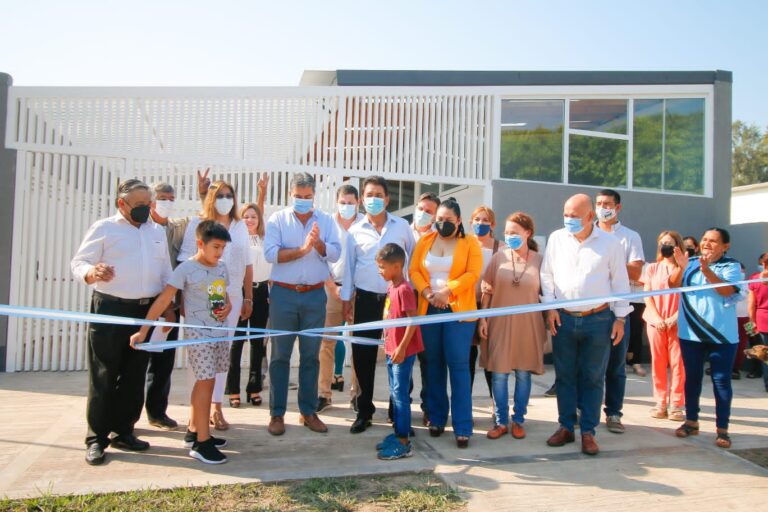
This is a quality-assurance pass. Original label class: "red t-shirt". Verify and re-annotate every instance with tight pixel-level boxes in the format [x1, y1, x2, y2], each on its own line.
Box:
[384, 280, 424, 357]
[748, 272, 768, 333]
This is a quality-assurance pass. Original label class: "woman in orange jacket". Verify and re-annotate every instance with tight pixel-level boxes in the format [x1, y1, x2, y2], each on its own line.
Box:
[409, 198, 482, 448]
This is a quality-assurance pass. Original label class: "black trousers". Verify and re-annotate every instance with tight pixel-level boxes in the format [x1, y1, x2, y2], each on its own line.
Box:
[469, 344, 493, 398]
[226, 282, 270, 395]
[145, 326, 177, 420]
[86, 293, 152, 447]
[351, 289, 387, 420]
[626, 303, 646, 365]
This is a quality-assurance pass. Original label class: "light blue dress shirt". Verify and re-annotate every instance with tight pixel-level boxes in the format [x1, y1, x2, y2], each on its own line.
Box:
[264, 207, 342, 285]
[341, 213, 415, 300]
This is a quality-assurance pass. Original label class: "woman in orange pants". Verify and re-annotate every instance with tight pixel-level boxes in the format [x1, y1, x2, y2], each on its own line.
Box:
[642, 230, 686, 421]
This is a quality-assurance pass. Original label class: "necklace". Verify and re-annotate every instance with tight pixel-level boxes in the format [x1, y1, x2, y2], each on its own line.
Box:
[510, 250, 529, 286]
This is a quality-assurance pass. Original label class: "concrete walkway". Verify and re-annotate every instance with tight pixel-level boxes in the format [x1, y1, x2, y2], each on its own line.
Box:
[0, 363, 766, 510]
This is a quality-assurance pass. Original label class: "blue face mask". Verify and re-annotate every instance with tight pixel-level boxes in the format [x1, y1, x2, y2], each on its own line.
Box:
[293, 197, 313, 215]
[414, 209, 433, 229]
[473, 223, 491, 237]
[505, 234, 524, 250]
[338, 203, 357, 220]
[563, 216, 584, 234]
[364, 197, 386, 216]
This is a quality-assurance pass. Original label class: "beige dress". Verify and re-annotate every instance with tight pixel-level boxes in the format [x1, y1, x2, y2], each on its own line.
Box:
[482, 249, 546, 375]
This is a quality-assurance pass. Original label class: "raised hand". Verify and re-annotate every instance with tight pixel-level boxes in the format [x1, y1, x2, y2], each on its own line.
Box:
[672, 246, 689, 269]
[197, 168, 211, 198]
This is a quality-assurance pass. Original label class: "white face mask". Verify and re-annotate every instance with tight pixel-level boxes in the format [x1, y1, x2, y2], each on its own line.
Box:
[596, 207, 616, 223]
[215, 197, 234, 216]
[154, 199, 175, 219]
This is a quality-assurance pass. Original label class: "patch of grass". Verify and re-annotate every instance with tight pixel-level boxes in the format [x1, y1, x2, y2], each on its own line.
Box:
[0, 472, 464, 512]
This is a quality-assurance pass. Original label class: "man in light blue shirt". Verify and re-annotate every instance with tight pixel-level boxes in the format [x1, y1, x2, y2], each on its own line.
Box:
[263, 172, 342, 436]
[341, 176, 415, 433]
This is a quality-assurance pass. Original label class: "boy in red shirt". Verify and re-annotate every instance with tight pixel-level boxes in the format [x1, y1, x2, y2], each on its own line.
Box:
[375, 243, 424, 460]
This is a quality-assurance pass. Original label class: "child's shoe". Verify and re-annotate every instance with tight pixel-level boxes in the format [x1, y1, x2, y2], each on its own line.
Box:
[376, 433, 399, 450]
[377, 441, 413, 460]
[190, 438, 228, 464]
[184, 429, 228, 449]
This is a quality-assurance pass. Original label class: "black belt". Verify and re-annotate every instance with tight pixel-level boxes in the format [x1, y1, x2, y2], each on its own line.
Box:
[357, 288, 388, 300]
[94, 291, 154, 305]
[252, 280, 270, 289]
[334, 282, 343, 287]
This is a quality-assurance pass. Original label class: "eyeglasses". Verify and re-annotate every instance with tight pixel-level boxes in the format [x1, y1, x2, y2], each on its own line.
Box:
[216, 194, 234, 199]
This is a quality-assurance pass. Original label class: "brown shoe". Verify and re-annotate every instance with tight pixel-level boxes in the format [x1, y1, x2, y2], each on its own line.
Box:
[300, 413, 328, 433]
[581, 433, 599, 455]
[268, 416, 285, 436]
[546, 427, 575, 447]
[510, 422, 526, 439]
[486, 424, 509, 439]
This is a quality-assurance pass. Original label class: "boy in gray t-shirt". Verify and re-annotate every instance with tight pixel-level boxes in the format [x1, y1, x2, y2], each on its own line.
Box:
[131, 220, 232, 465]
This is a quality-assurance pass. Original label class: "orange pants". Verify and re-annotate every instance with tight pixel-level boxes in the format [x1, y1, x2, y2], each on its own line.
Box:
[647, 325, 685, 408]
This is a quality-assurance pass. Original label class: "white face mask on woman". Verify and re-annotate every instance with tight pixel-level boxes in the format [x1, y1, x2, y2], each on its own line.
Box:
[215, 197, 234, 216]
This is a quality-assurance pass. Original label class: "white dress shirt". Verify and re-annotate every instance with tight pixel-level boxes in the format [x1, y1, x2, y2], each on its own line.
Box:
[342, 213, 416, 300]
[264, 207, 342, 285]
[178, 217, 252, 297]
[540, 226, 633, 318]
[329, 213, 364, 283]
[71, 212, 172, 299]
[601, 221, 645, 301]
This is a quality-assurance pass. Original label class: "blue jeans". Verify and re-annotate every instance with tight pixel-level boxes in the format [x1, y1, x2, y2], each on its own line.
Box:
[420, 305, 475, 437]
[268, 286, 326, 417]
[492, 370, 531, 426]
[604, 316, 630, 418]
[334, 341, 345, 375]
[679, 339, 738, 429]
[387, 354, 416, 438]
[552, 308, 614, 436]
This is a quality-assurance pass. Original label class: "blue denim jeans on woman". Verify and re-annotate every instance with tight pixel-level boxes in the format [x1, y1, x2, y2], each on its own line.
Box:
[420, 305, 476, 437]
[387, 354, 416, 438]
[492, 370, 531, 426]
[552, 308, 614, 436]
[679, 338, 738, 429]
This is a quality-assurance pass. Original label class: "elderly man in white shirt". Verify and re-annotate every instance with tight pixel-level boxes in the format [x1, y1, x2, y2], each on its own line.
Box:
[71, 179, 173, 466]
[595, 189, 646, 435]
[540, 193, 631, 456]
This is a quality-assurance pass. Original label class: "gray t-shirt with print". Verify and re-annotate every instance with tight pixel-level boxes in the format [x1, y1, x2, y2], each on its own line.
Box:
[169, 259, 230, 338]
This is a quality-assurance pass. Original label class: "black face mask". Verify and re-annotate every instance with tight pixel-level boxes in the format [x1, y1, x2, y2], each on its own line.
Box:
[435, 221, 457, 238]
[128, 204, 151, 224]
[660, 244, 675, 258]
[685, 247, 696, 257]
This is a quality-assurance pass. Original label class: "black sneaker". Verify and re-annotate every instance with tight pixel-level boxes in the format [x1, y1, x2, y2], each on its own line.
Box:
[85, 443, 105, 465]
[148, 415, 179, 431]
[111, 434, 150, 451]
[544, 383, 557, 397]
[317, 397, 332, 413]
[189, 438, 227, 464]
[183, 429, 227, 449]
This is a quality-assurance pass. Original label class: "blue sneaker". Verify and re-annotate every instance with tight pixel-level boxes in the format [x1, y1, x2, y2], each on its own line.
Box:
[377, 441, 413, 460]
[376, 433, 399, 450]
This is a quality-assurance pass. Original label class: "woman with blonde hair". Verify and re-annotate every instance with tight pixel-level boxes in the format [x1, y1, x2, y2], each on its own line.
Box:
[178, 180, 253, 431]
[642, 230, 686, 421]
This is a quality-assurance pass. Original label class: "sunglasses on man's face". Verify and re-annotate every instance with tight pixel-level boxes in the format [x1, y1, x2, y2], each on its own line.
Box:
[216, 193, 234, 199]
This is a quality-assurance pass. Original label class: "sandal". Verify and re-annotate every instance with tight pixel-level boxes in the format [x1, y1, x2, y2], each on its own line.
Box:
[456, 436, 470, 449]
[249, 394, 262, 406]
[428, 425, 445, 438]
[210, 410, 229, 431]
[715, 431, 732, 449]
[331, 375, 345, 392]
[229, 396, 241, 408]
[675, 423, 699, 438]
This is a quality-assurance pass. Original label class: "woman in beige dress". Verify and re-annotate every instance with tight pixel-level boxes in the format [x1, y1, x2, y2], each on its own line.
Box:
[478, 212, 546, 440]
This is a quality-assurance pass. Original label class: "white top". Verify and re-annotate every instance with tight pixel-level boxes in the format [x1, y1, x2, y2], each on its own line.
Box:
[178, 217, 252, 296]
[425, 252, 453, 291]
[600, 221, 645, 302]
[342, 213, 416, 300]
[71, 212, 172, 299]
[540, 226, 633, 318]
[329, 213, 364, 283]
[249, 235, 272, 283]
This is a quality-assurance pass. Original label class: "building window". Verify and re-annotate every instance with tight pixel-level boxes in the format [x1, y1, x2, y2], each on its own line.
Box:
[500, 100, 563, 183]
[499, 96, 707, 195]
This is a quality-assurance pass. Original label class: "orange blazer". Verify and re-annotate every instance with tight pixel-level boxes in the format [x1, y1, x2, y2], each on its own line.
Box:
[409, 231, 483, 319]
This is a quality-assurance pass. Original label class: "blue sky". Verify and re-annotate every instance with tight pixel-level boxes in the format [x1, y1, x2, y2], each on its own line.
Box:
[1, 0, 765, 125]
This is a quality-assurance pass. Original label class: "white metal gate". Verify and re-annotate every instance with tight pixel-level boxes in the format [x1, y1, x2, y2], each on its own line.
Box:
[4, 86, 495, 371]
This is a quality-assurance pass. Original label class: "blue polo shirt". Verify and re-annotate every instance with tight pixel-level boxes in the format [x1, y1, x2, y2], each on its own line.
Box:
[678, 256, 744, 344]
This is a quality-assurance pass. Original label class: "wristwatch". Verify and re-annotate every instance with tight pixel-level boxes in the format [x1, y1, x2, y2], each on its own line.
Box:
[615, 316, 626, 323]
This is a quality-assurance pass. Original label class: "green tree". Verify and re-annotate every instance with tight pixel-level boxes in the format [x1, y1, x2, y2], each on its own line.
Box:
[732, 121, 768, 186]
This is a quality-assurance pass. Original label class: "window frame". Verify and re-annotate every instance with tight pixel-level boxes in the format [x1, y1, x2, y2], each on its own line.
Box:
[494, 85, 714, 198]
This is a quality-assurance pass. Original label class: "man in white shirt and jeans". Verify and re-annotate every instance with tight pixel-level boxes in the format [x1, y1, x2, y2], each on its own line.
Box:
[541, 193, 631, 456]
[71, 179, 173, 465]
[595, 189, 645, 434]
